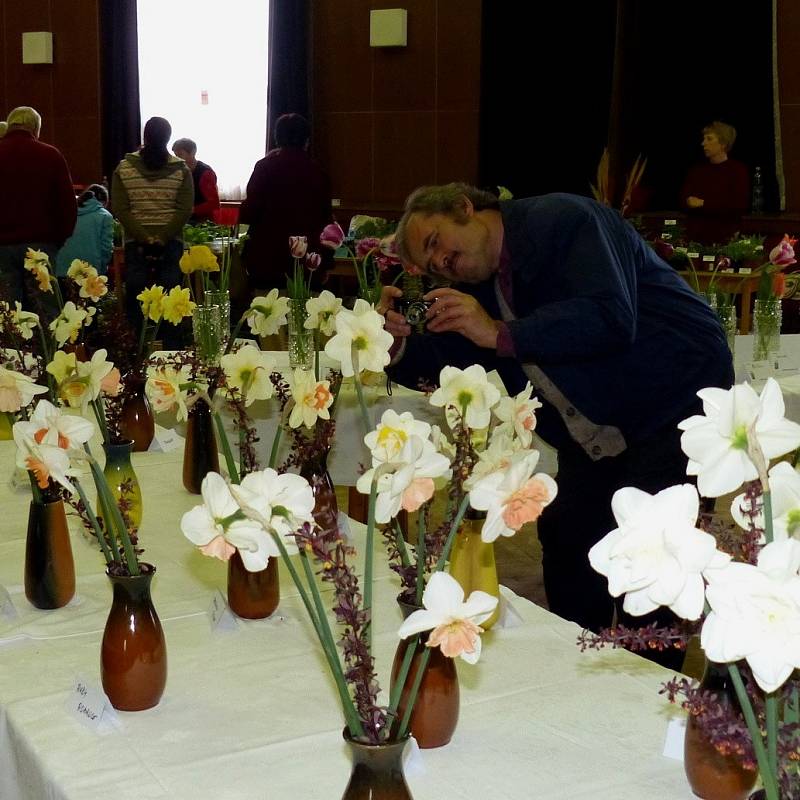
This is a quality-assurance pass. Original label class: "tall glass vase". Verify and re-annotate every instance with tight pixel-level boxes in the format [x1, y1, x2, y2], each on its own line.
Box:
[119, 373, 155, 452]
[203, 289, 231, 350]
[193, 304, 224, 365]
[341, 732, 413, 800]
[102, 440, 143, 533]
[707, 295, 737, 356]
[288, 299, 313, 371]
[752, 298, 782, 362]
[101, 565, 167, 711]
[447, 509, 500, 630]
[183, 397, 219, 494]
[24, 499, 75, 609]
[683, 661, 758, 800]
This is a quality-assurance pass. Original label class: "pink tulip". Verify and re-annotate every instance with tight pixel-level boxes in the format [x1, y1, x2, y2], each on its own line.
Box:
[320, 222, 345, 250]
[305, 252, 322, 271]
[768, 234, 797, 268]
[289, 236, 308, 258]
[356, 237, 381, 259]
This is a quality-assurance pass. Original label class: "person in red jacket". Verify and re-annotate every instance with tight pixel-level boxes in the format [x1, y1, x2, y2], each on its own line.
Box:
[172, 137, 221, 223]
[679, 120, 750, 245]
[0, 106, 76, 306]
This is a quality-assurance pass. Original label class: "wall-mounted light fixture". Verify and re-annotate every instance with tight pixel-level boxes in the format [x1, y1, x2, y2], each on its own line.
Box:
[369, 9, 407, 47]
[22, 32, 54, 64]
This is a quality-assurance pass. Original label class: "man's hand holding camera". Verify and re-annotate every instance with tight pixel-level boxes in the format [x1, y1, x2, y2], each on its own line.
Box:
[379, 285, 502, 349]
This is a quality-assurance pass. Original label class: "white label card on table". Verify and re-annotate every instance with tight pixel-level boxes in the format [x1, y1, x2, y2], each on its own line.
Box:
[234, 337, 259, 350]
[66, 676, 119, 734]
[148, 425, 184, 453]
[739, 267, 752, 274]
[8, 466, 31, 493]
[702, 255, 715, 262]
[209, 589, 239, 632]
[403, 736, 426, 778]
[664, 219, 677, 226]
[337, 512, 353, 543]
[748, 360, 778, 381]
[496, 593, 524, 629]
[663, 716, 686, 761]
[0, 585, 18, 621]
[687, 252, 700, 259]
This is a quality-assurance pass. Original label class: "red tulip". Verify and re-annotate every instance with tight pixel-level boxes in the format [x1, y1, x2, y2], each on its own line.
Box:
[320, 223, 345, 250]
[356, 237, 381, 258]
[768, 234, 797, 268]
[212, 207, 240, 226]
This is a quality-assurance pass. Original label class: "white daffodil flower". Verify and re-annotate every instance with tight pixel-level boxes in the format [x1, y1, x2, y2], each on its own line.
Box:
[220, 345, 275, 406]
[700, 538, 800, 693]
[678, 379, 800, 497]
[13, 424, 79, 494]
[305, 290, 342, 337]
[1, 301, 40, 340]
[463, 430, 523, 491]
[364, 409, 432, 464]
[14, 398, 94, 452]
[324, 299, 394, 377]
[492, 381, 542, 447]
[49, 301, 89, 347]
[67, 259, 96, 284]
[730, 460, 800, 541]
[430, 424, 457, 461]
[50, 349, 114, 412]
[468, 450, 557, 542]
[429, 364, 501, 430]
[181, 472, 279, 572]
[246, 289, 290, 337]
[231, 468, 314, 545]
[588, 484, 730, 621]
[287, 367, 333, 429]
[146, 365, 192, 421]
[356, 435, 451, 523]
[0, 367, 48, 413]
[397, 571, 498, 664]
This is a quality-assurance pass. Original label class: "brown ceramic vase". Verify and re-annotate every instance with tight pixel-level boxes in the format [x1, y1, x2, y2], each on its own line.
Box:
[340, 731, 413, 800]
[227, 550, 279, 619]
[119, 376, 155, 452]
[299, 449, 338, 534]
[24, 499, 75, 609]
[182, 397, 219, 494]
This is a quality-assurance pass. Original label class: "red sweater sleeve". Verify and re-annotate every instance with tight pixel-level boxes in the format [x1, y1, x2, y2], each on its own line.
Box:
[194, 169, 220, 219]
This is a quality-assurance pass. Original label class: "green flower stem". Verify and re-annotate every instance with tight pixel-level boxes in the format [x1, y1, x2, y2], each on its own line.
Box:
[392, 518, 412, 568]
[52, 272, 64, 311]
[137, 319, 149, 360]
[74, 478, 113, 565]
[415, 509, 426, 607]
[762, 490, 774, 545]
[88, 457, 139, 574]
[398, 646, 433, 739]
[26, 470, 44, 505]
[765, 692, 779, 783]
[91, 398, 109, 445]
[314, 330, 320, 382]
[363, 472, 381, 653]
[435, 493, 471, 571]
[92, 475, 122, 563]
[213, 412, 239, 484]
[727, 663, 780, 800]
[387, 632, 421, 729]
[267, 419, 283, 470]
[268, 530, 365, 739]
[350, 344, 371, 437]
[224, 314, 246, 355]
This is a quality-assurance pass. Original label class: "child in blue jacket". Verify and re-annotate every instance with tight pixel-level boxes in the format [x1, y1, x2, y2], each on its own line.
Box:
[56, 184, 114, 275]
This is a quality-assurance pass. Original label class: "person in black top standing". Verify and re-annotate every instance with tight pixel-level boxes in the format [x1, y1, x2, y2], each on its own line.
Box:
[172, 138, 221, 223]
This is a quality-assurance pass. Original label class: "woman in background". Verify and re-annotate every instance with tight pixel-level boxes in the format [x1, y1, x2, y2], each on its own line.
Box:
[56, 183, 114, 276]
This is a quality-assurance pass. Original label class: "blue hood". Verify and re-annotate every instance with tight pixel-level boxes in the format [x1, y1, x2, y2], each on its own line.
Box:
[78, 197, 103, 215]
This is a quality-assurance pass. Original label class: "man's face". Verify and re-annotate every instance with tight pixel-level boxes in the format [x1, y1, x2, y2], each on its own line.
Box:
[702, 132, 725, 160]
[173, 147, 191, 163]
[404, 210, 495, 283]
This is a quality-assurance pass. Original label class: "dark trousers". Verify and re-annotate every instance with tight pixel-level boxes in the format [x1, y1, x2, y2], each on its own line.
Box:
[537, 417, 696, 670]
[124, 239, 185, 349]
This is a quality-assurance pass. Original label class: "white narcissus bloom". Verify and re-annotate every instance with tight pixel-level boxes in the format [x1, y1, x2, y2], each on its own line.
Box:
[231, 468, 314, 544]
[0, 367, 48, 413]
[468, 450, 557, 542]
[13, 423, 79, 494]
[49, 301, 89, 346]
[324, 298, 394, 377]
[220, 345, 275, 406]
[181, 473, 280, 572]
[0, 301, 40, 340]
[79, 272, 108, 302]
[67, 259, 96, 284]
[397, 571, 498, 664]
[287, 367, 333, 429]
[678, 379, 800, 497]
[14, 398, 94, 452]
[463, 430, 523, 491]
[588, 484, 730, 621]
[146, 364, 192, 421]
[492, 382, 542, 447]
[701, 538, 800, 693]
[51, 349, 115, 412]
[730, 460, 800, 541]
[247, 289, 290, 337]
[305, 290, 342, 337]
[429, 364, 501, 430]
[364, 409, 432, 464]
[356, 435, 451, 523]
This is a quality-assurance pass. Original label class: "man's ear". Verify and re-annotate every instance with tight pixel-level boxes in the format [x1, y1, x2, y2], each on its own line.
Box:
[455, 194, 474, 220]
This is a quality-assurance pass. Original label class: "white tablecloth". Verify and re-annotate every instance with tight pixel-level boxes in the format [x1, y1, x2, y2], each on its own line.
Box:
[0, 439, 691, 799]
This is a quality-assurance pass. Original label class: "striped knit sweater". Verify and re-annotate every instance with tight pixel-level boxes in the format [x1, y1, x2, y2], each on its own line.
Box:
[111, 152, 193, 243]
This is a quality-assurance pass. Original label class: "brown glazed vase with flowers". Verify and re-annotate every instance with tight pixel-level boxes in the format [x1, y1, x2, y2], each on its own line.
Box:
[119, 373, 155, 452]
[300, 449, 338, 533]
[341, 731, 413, 800]
[683, 661, 758, 800]
[24, 499, 75, 609]
[390, 598, 459, 749]
[101, 564, 167, 711]
[227, 550, 279, 619]
[183, 397, 219, 494]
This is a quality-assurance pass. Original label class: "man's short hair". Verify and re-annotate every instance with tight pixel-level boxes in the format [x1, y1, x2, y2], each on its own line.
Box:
[274, 114, 310, 148]
[7, 106, 42, 136]
[703, 120, 737, 153]
[172, 137, 197, 155]
[395, 183, 501, 264]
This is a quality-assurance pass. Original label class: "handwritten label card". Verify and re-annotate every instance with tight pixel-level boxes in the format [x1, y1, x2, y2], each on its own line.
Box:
[0, 585, 18, 621]
[663, 716, 686, 761]
[66, 676, 118, 734]
[208, 589, 239, 632]
[148, 425, 184, 453]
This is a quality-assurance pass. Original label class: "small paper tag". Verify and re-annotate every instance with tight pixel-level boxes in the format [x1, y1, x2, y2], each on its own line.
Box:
[738, 267, 752, 274]
[674, 246, 687, 254]
[66, 676, 117, 734]
[749, 360, 777, 380]
[208, 589, 239, 632]
[337, 512, 353, 543]
[496, 594, 524, 629]
[9, 466, 31, 493]
[403, 736, 427, 778]
[775, 353, 800, 374]
[702, 255, 715, 262]
[0, 585, 19, 621]
[722, 268, 735, 273]
[687, 252, 700, 259]
[148, 424, 184, 453]
[664, 219, 677, 226]
[663, 716, 686, 761]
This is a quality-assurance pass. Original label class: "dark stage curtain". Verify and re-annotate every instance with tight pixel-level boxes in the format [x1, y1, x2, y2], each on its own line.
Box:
[100, 0, 141, 183]
[266, 0, 309, 149]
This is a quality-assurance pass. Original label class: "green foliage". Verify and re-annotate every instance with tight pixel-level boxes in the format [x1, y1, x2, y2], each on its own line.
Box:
[719, 235, 766, 264]
[183, 222, 229, 245]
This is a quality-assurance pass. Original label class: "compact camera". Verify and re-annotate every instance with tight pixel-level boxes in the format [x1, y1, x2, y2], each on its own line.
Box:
[395, 298, 434, 326]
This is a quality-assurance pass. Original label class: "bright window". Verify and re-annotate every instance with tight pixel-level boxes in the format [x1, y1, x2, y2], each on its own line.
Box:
[137, 0, 269, 199]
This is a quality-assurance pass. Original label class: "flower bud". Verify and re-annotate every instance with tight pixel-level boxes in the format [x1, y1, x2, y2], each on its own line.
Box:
[289, 236, 308, 259]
